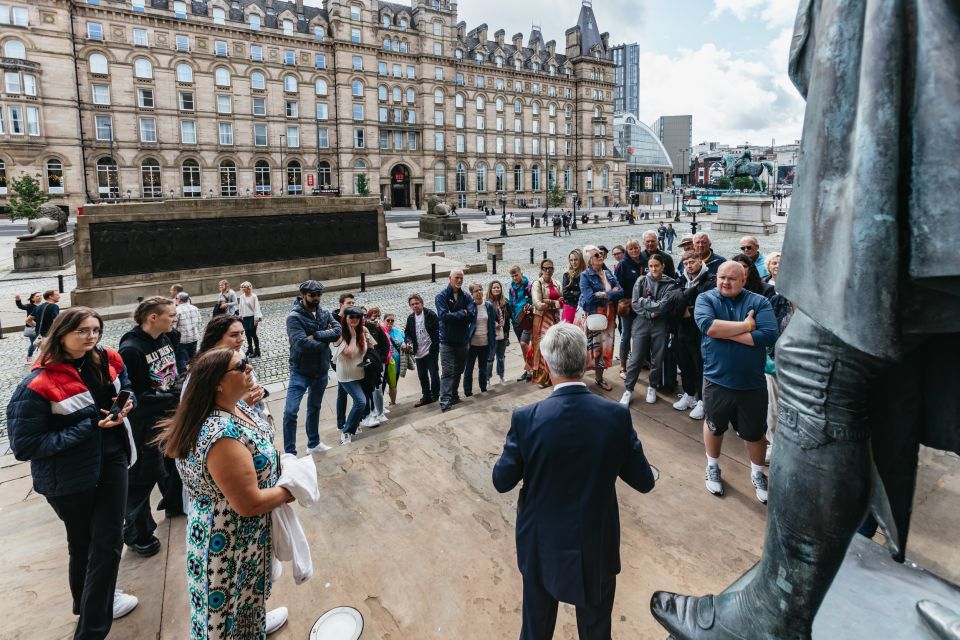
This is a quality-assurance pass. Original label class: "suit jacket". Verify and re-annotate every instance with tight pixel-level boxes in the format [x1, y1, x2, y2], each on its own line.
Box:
[492, 385, 655, 607]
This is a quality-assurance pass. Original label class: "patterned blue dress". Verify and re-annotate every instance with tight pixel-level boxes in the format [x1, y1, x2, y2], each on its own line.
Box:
[177, 403, 279, 639]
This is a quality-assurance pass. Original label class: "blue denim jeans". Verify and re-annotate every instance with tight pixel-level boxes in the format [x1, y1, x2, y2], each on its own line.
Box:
[282, 371, 328, 454]
[175, 341, 197, 376]
[338, 380, 367, 435]
[486, 338, 507, 379]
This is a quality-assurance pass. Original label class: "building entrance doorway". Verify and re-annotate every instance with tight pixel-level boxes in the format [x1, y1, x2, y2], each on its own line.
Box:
[390, 164, 411, 207]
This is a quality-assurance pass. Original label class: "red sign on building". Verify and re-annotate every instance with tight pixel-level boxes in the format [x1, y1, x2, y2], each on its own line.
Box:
[307, 174, 315, 187]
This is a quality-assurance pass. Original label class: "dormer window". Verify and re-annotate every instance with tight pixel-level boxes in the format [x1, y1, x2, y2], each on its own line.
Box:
[249, 14, 261, 30]
[283, 19, 294, 36]
[514, 58, 521, 71]
[475, 52, 483, 65]
[455, 49, 463, 61]
[212, 7, 225, 25]
[382, 15, 390, 28]
[495, 56, 503, 68]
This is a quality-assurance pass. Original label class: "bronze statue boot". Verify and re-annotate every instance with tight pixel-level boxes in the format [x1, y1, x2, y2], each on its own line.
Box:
[651, 588, 809, 640]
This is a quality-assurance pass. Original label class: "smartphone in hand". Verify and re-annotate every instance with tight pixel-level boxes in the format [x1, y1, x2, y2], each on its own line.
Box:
[108, 390, 132, 420]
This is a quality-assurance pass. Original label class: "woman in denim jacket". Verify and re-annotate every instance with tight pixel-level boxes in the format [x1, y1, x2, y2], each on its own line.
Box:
[577, 245, 624, 391]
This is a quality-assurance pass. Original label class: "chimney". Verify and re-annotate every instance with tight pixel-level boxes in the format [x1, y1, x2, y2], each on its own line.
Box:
[546, 39, 555, 57]
[295, 0, 303, 15]
[475, 23, 487, 44]
[512, 32, 523, 51]
[600, 32, 610, 52]
[494, 29, 505, 47]
[265, 0, 273, 8]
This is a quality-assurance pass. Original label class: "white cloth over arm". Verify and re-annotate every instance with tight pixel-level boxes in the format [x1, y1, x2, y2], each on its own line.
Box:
[271, 453, 320, 585]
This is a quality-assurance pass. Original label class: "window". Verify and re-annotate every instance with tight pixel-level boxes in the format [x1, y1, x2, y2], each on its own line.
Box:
[514, 118, 521, 132]
[476, 164, 487, 192]
[212, 7, 225, 24]
[89, 53, 108, 74]
[455, 94, 464, 109]
[495, 164, 505, 191]
[173, 0, 187, 19]
[87, 22, 103, 40]
[434, 162, 446, 193]
[455, 134, 464, 152]
[253, 97, 266, 115]
[215, 40, 228, 57]
[137, 87, 155, 108]
[284, 50, 295, 65]
[514, 138, 522, 154]
[176, 63, 193, 83]
[180, 119, 197, 144]
[94, 115, 112, 140]
[353, 127, 365, 148]
[43, 159, 63, 194]
[181, 159, 201, 197]
[378, 106, 387, 122]
[475, 52, 483, 65]
[514, 58, 521, 71]
[140, 158, 163, 198]
[434, 132, 444, 151]
[0, 159, 5, 193]
[254, 160, 270, 194]
[249, 14, 261, 31]
[96, 157, 119, 198]
[392, 87, 401, 102]
[433, 109, 444, 126]
[435, 67, 443, 81]
[217, 95, 232, 114]
[251, 45, 263, 61]
[352, 160, 366, 193]
[405, 109, 416, 124]
[406, 65, 414, 79]
[495, 98, 504, 112]
[317, 127, 329, 148]
[514, 100, 522, 114]
[219, 160, 237, 196]
[287, 161, 302, 194]
[282, 19, 294, 36]
[351, 79, 363, 97]
[476, 75, 485, 89]
[496, 78, 505, 91]
[250, 71, 265, 90]
[564, 166, 571, 189]
[476, 134, 485, 153]
[215, 67, 230, 87]
[532, 165, 540, 191]
[254, 123, 267, 146]
[351, 4, 361, 19]
[315, 78, 328, 95]
[352, 55, 362, 71]
[434, 89, 443, 105]
[495, 135, 505, 154]
[602, 167, 609, 189]
[532, 138, 540, 155]
[139, 117, 157, 142]
[383, 38, 390, 51]
[315, 103, 328, 120]
[178, 91, 194, 111]
[456, 73, 464, 87]
[3, 39, 24, 59]
[284, 75, 298, 92]
[219, 122, 233, 145]
[133, 28, 148, 46]
[433, 21, 441, 36]
[91, 83, 110, 105]
[26, 106, 39, 136]
[408, 132, 417, 150]
[175, 35, 190, 52]
[134, 58, 152, 79]
[314, 26, 324, 41]
[433, 43, 441, 56]
[377, 85, 387, 101]
[406, 88, 415, 104]
[285, 100, 298, 117]
[476, 116, 485, 130]
[351, 28, 361, 44]
[313, 161, 330, 188]
[495, 116, 503, 131]
[455, 163, 466, 192]
[315, 54, 326, 69]
[352, 104, 364, 120]
[513, 165, 523, 191]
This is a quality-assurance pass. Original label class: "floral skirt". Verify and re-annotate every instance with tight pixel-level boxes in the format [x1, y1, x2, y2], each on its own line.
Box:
[575, 304, 617, 373]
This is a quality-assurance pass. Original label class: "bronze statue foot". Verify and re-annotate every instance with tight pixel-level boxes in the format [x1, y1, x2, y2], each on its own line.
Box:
[651, 590, 809, 640]
[917, 600, 960, 640]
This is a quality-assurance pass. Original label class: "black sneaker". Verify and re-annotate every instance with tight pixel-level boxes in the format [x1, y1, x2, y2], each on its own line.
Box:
[128, 536, 161, 558]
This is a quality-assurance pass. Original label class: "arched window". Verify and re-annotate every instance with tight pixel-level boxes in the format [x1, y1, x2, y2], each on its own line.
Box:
[315, 78, 328, 95]
[406, 88, 415, 103]
[89, 53, 109, 74]
[391, 87, 401, 103]
[286, 161, 302, 194]
[3, 39, 25, 59]
[434, 88, 443, 105]
[352, 160, 366, 194]
[317, 160, 332, 187]
[219, 160, 237, 196]
[383, 38, 391, 51]
[215, 67, 231, 87]
[251, 71, 266, 90]
[495, 163, 505, 192]
[563, 166, 572, 190]
[181, 159, 201, 197]
[514, 100, 522, 114]
[476, 164, 487, 192]
[495, 98, 504, 112]
[434, 161, 446, 194]
[594, 106, 602, 118]
[176, 63, 193, 83]
[96, 157, 119, 199]
[0, 159, 6, 194]
[433, 21, 441, 36]
[548, 103, 557, 117]
[284, 75, 298, 92]
[392, 39, 399, 52]
[455, 94, 464, 109]
[249, 14, 261, 30]
[513, 165, 523, 192]
[133, 57, 153, 79]
[531, 102, 540, 115]
[378, 85, 387, 101]
[254, 160, 271, 194]
[531, 165, 541, 191]
[476, 96, 485, 110]
[351, 79, 363, 96]
[46, 159, 64, 194]
[140, 158, 162, 198]
[455, 162, 466, 192]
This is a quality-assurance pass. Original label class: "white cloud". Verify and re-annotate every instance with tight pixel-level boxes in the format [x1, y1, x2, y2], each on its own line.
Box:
[711, 0, 799, 28]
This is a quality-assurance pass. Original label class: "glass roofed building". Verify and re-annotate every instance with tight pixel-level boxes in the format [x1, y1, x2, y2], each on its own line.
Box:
[615, 113, 673, 193]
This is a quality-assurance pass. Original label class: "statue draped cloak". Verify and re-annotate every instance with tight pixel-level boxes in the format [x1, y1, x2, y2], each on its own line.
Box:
[779, 0, 960, 553]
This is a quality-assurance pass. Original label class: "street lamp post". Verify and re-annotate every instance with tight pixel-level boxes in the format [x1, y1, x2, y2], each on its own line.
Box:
[570, 191, 578, 230]
[499, 195, 508, 237]
[686, 197, 703, 236]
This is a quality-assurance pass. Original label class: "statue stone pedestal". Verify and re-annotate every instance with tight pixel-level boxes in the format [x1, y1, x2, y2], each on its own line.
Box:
[13, 231, 75, 272]
[418, 215, 463, 241]
[712, 194, 778, 235]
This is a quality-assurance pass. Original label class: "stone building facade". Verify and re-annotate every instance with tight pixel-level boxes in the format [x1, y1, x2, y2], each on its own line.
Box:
[0, 0, 622, 212]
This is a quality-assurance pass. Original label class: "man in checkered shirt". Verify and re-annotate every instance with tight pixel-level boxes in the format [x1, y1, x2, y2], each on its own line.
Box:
[174, 292, 201, 374]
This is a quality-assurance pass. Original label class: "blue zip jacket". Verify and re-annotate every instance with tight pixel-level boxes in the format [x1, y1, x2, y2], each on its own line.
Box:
[467, 300, 497, 347]
[435, 284, 476, 346]
[578, 268, 624, 313]
[286, 298, 342, 376]
[694, 288, 779, 390]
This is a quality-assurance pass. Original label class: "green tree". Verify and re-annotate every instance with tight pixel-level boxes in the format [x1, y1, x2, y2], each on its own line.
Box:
[716, 176, 731, 190]
[7, 173, 50, 222]
[547, 181, 566, 208]
[356, 173, 370, 196]
[732, 176, 756, 192]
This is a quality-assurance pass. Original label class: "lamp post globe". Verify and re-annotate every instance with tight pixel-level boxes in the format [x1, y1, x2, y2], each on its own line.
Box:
[686, 198, 703, 235]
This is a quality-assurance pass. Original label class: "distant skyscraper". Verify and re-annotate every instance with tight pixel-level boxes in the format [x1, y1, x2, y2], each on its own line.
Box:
[651, 115, 694, 181]
[611, 42, 640, 117]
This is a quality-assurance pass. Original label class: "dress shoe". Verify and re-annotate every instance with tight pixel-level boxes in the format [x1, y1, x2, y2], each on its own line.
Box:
[128, 536, 161, 558]
[414, 397, 434, 407]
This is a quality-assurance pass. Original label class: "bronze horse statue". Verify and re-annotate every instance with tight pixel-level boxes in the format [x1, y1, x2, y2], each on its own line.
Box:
[722, 150, 774, 191]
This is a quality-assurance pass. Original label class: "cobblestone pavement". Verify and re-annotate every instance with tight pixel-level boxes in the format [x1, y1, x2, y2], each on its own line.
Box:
[0, 220, 783, 439]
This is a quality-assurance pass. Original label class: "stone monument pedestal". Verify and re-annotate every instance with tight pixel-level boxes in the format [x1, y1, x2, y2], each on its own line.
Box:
[418, 215, 463, 241]
[13, 231, 75, 272]
[712, 194, 778, 235]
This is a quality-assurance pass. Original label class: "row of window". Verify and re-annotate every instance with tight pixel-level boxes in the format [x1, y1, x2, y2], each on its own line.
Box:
[0, 4, 28, 27]
[0, 104, 41, 136]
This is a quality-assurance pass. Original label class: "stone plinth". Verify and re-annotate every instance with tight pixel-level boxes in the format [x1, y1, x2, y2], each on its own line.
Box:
[71, 196, 390, 308]
[13, 231, 75, 272]
[712, 194, 778, 235]
[418, 215, 463, 241]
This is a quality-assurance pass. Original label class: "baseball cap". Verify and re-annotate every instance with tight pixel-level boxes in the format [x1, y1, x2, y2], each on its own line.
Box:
[298, 279, 324, 295]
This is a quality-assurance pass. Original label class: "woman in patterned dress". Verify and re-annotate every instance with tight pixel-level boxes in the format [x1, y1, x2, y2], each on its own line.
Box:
[155, 348, 293, 638]
[577, 245, 624, 391]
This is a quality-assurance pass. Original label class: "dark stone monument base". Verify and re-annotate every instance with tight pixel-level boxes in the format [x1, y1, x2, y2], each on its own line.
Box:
[13, 231, 75, 272]
[418, 216, 463, 241]
[726, 535, 960, 637]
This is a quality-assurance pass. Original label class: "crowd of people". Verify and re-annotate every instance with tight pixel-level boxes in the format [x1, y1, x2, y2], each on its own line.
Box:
[7, 226, 793, 638]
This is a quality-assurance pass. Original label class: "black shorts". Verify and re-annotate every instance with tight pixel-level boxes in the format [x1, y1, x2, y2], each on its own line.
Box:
[702, 379, 768, 442]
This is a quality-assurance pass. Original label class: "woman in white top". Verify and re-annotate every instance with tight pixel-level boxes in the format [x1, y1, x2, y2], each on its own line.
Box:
[238, 281, 263, 358]
[329, 306, 374, 446]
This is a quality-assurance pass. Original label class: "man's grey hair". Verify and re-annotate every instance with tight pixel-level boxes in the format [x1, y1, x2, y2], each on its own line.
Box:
[693, 232, 711, 243]
[539, 323, 587, 379]
[642, 230, 658, 241]
[176, 292, 190, 303]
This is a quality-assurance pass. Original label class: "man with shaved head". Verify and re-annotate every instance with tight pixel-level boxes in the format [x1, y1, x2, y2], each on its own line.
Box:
[693, 232, 726, 275]
[738, 235, 768, 278]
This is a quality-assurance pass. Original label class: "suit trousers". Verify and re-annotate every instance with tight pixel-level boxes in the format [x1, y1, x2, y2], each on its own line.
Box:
[520, 575, 616, 640]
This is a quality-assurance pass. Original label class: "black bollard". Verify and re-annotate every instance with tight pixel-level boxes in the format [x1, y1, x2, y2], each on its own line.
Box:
[477, 239, 481, 253]
[432, 240, 436, 252]
[360, 272, 366, 292]
[58, 274, 64, 293]
[492, 255, 497, 274]
[543, 251, 547, 260]
[0, 318, 4, 339]
[530, 248, 534, 264]
[431, 263, 436, 283]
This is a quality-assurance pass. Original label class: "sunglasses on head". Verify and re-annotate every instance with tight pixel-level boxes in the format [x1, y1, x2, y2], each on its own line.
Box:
[228, 358, 250, 373]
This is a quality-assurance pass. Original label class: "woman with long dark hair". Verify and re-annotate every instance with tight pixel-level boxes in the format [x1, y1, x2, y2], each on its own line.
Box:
[331, 307, 372, 445]
[485, 281, 510, 385]
[561, 249, 585, 324]
[188, 316, 268, 421]
[7, 307, 139, 638]
[155, 348, 291, 638]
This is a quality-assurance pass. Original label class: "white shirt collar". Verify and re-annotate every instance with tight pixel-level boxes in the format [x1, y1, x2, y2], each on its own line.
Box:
[553, 381, 587, 391]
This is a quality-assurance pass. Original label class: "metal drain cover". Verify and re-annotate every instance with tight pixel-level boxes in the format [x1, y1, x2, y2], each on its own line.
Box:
[309, 607, 363, 639]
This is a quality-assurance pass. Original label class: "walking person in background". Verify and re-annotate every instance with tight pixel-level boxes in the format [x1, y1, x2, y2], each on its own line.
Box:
[665, 224, 677, 252]
[7, 307, 140, 638]
[155, 349, 291, 637]
[15, 291, 41, 363]
[436, 269, 475, 412]
[614, 239, 645, 379]
[238, 282, 263, 358]
[562, 211, 571, 236]
[331, 307, 373, 445]
[578, 245, 624, 391]
[561, 249, 585, 324]
[282, 280, 340, 455]
[118, 297, 181, 557]
[485, 281, 510, 385]
[657, 222, 667, 250]
[404, 294, 441, 407]
[463, 283, 496, 396]
[32, 289, 62, 346]
[508, 266, 534, 381]
[174, 292, 202, 375]
[215, 280, 238, 317]
[529, 259, 563, 388]
[382, 312, 406, 408]
[672, 251, 716, 421]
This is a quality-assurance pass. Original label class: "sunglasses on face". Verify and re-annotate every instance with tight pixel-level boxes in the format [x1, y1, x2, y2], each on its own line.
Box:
[740, 246, 756, 251]
[385, 318, 395, 323]
[228, 358, 250, 374]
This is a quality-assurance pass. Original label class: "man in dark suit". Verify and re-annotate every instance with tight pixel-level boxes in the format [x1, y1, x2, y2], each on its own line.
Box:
[493, 322, 657, 640]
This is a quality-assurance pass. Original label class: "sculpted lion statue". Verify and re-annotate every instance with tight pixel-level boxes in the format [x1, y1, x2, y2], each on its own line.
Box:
[426, 195, 453, 217]
[17, 204, 69, 240]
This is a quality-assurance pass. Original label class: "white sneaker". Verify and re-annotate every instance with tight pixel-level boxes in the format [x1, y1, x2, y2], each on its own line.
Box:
[705, 465, 724, 496]
[339, 431, 352, 446]
[752, 472, 769, 504]
[689, 400, 705, 420]
[360, 414, 378, 428]
[672, 393, 697, 411]
[499, 375, 506, 385]
[619, 390, 631, 406]
[382, 407, 391, 414]
[376, 412, 389, 423]
[112, 589, 138, 619]
[266, 607, 288, 634]
[306, 442, 331, 454]
[645, 386, 657, 404]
